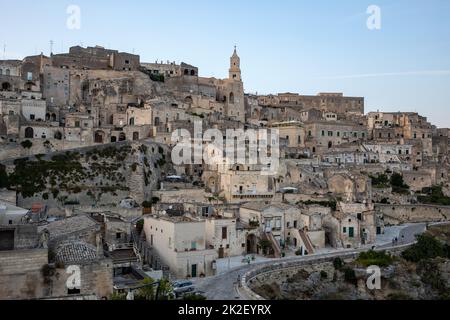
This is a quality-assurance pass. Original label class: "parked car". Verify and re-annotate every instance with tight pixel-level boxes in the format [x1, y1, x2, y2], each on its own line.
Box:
[172, 280, 195, 297]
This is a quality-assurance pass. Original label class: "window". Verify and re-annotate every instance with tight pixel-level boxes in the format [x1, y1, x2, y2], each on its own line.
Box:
[222, 227, 227, 240]
[116, 233, 121, 239]
[321, 130, 325, 136]
[68, 288, 81, 295]
[27, 72, 33, 81]
[30, 114, 35, 120]
[191, 242, 197, 250]
[343, 227, 347, 233]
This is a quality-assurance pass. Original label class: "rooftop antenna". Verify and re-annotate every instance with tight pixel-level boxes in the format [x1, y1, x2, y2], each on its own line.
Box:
[50, 40, 54, 56]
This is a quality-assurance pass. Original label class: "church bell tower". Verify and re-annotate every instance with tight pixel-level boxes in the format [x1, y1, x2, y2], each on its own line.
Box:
[229, 46, 241, 81]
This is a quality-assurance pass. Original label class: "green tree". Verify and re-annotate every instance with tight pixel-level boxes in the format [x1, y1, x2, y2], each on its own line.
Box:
[20, 140, 33, 149]
[402, 234, 446, 262]
[0, 164, 9, 189]
[135, 277, 156, 300]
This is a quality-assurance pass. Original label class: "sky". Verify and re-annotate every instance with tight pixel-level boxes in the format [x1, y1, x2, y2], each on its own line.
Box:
[1, 0, 450, 127]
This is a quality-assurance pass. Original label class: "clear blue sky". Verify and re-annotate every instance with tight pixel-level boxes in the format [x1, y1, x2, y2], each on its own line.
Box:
[1, 0, 450, 127]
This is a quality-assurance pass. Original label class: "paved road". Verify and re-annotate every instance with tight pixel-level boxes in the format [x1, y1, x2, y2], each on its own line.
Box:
[192, 223, 428, 300]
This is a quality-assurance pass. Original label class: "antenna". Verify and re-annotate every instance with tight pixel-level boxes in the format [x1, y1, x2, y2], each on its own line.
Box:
[50, 40, 54, 55]
[3, 44, 5, 60]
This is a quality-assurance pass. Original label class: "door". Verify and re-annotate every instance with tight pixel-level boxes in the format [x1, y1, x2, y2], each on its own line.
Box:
[191, 264, 197, 278]
[349, 227, 354, 238]
[218, 247, 225, 259]
[0, 230, 14, 250]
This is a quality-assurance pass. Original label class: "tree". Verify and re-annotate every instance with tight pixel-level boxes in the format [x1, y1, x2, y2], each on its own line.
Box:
[0, 164, 9, 189]
[402, 234, 446, 262]
[135, 277, 156, 300]
[20, 140, 33, 149]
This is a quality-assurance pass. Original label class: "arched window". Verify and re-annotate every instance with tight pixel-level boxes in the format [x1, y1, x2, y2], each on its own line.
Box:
[229, 92, 235, 104]
[46, 113, 50, 121]
[25, 127, 34, 138]
[129, 117, 135, 126]
[133, 132, 139, 141]
[184, 69, 189, 75]
[190, 70, 195, 76]
[111, 136, 117, 143]
[51, 113, 57, 122]
[154, 117, 160, 126]
[5, 69, 10, 76]
[119, 132, 126, 141]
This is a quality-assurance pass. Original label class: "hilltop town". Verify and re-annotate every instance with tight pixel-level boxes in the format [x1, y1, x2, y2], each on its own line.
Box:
[0, 45, 449, 300]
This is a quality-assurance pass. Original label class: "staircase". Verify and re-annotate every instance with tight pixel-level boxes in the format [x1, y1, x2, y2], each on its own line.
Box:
[264, 232, 282, 258]
[298, 230, 315, 255]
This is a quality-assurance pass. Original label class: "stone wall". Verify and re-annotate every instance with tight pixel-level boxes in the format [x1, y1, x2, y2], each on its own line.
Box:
[376, 204, 450, 225]
[0, 249, 113, 300]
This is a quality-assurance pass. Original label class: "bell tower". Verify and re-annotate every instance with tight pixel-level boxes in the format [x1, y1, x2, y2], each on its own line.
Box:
[229, 46, 241, 81]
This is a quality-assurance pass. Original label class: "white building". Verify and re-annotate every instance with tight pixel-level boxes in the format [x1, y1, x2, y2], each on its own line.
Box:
[143, 215, 218, 279]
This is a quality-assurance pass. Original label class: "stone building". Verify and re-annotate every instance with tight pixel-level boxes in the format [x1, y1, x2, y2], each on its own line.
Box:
[143, 215, 218, 278]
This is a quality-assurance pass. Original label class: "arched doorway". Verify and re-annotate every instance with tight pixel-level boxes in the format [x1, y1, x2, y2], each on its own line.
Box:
[1, 82, 12, 91]
[246, 234, 258, 254]
[132, 132, 139, 141]
[184, 96, 193, 105]
[25, 127, 34, 139]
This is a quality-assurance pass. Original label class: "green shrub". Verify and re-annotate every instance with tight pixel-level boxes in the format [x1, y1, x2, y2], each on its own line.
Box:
[402, 234, 446, 262]
[343, 267, 357, 285]
[391, 173, 410, 194]
[333, 257, 344, 270]
[356, 250, 393, 267]
[20, 140, 33, 149]
[0, 164, 9, 189]
[370, 174, 390, 188]
[182, 293, 207, 300]
[417, 185, 450, 206]
[109, 292, 127, 300]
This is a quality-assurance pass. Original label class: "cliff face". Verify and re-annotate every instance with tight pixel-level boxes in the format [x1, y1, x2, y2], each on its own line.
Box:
[252, 226, 450, 300]
[253, 258, 450, 300]
[5, 140, 171, 213]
